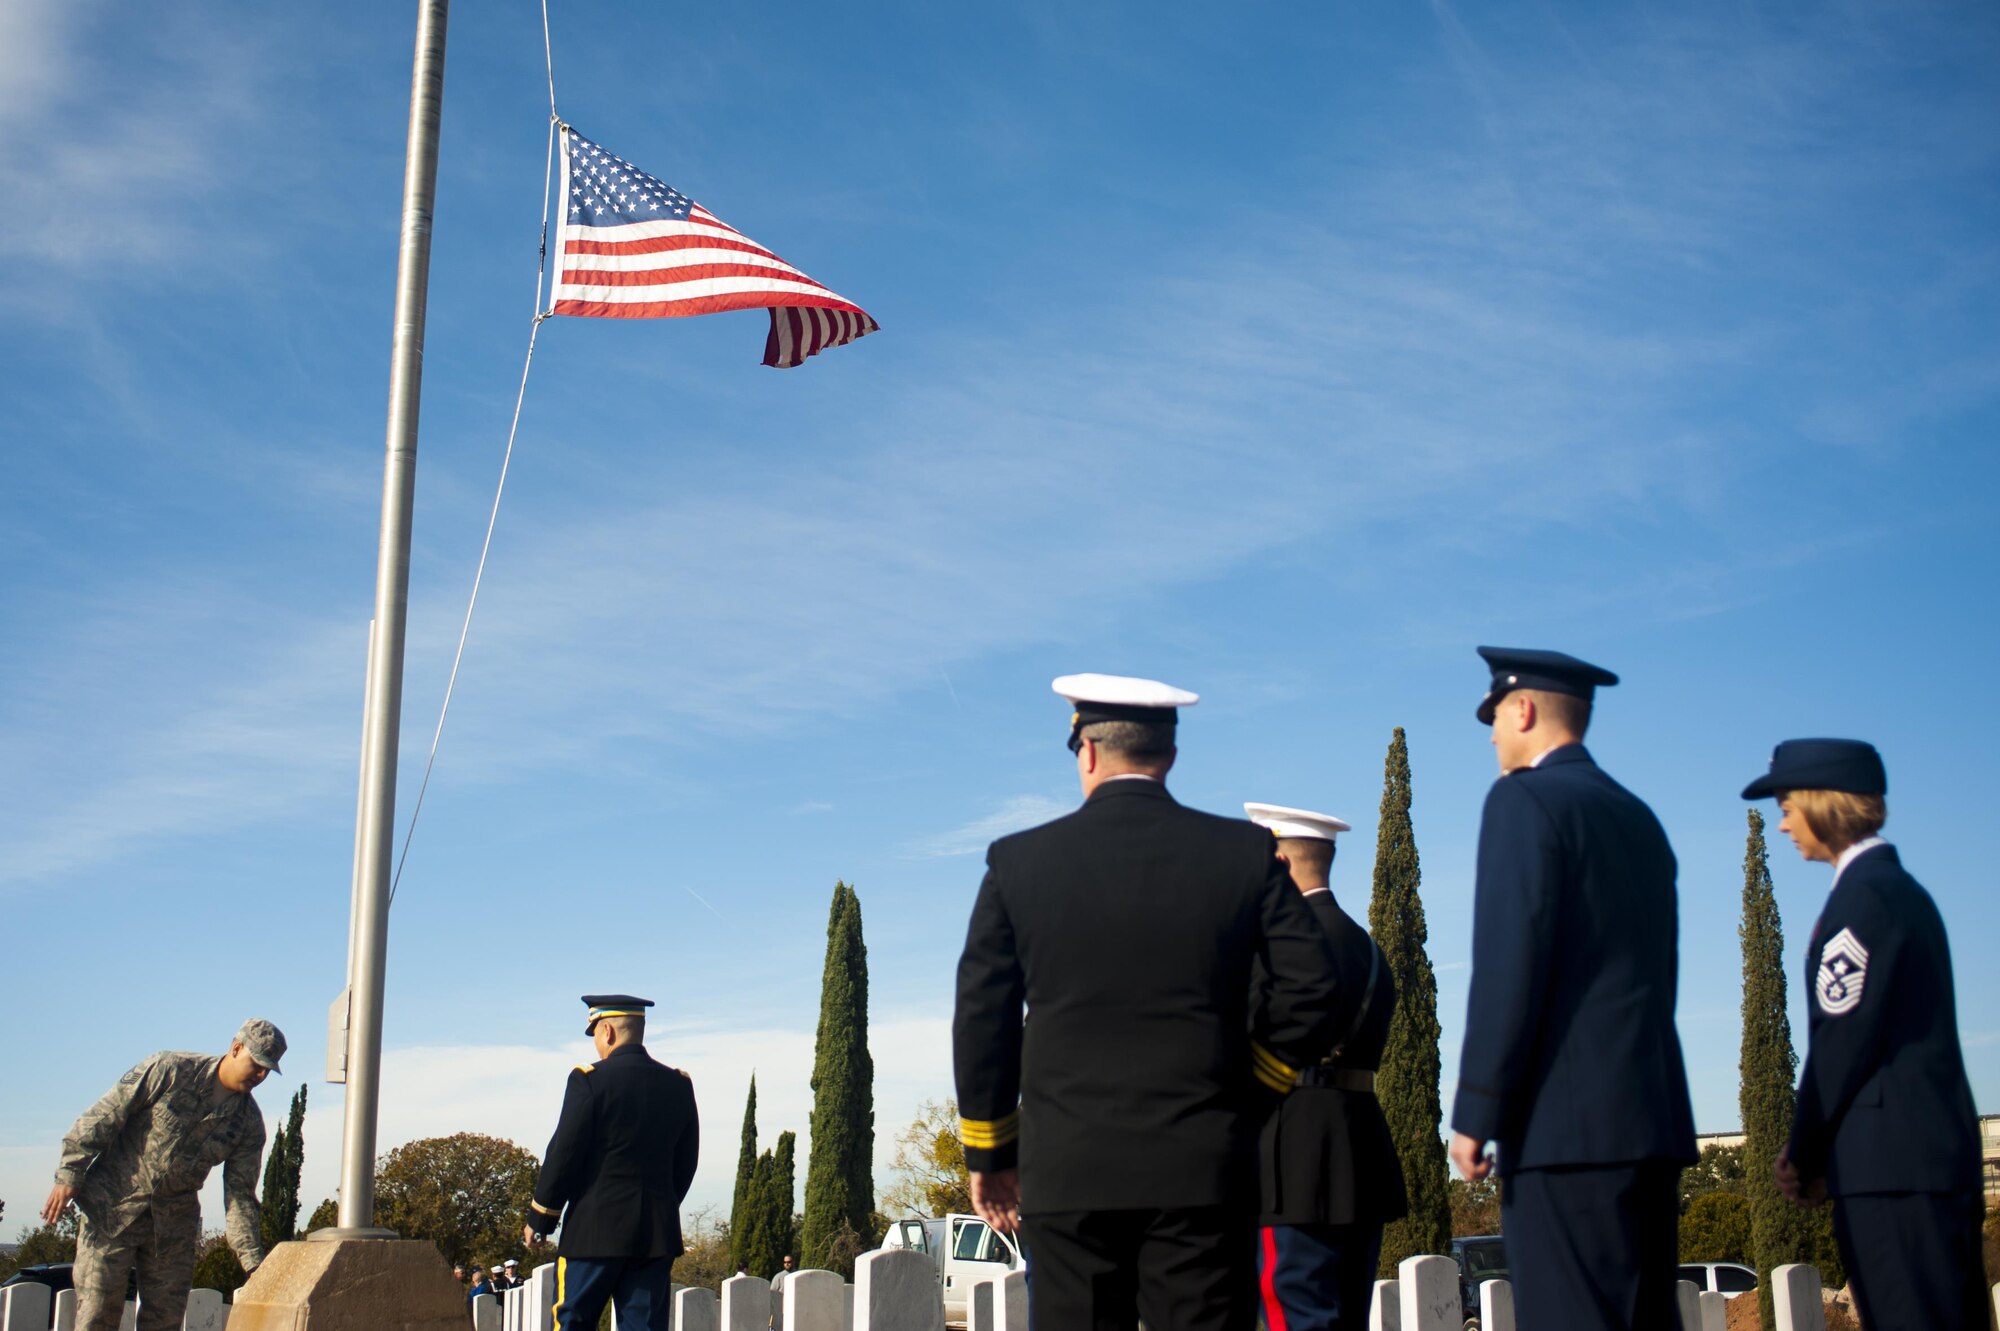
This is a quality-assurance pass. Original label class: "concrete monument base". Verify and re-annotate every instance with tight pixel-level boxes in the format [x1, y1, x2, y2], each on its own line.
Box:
[226, 1238, 466, 1331]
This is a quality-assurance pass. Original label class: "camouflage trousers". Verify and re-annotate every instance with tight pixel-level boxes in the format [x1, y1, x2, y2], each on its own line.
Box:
[75, 1193, 201, 1331]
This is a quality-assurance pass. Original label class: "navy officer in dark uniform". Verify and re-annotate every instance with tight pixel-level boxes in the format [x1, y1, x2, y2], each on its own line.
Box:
[953, 674, 1346, 1331]
[1742, 740, 1985, 1331]
[1448, 648, 1695, 1331]
[1243, 802, 1406, 1331]
[523, 995, 700, 1331]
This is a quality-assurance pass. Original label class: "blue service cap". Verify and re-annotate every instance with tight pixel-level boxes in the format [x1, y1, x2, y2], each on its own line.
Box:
[1475, 646, 1619, 725]
[1740, 739, 1886, 801]
[582, 994, 654, 1034]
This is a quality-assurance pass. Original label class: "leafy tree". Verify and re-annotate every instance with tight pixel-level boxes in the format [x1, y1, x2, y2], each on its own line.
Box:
[191, 1232, 247, 1298]
[729, 1076, 759, 1270]
[260, 1084, 308, 1250]
[1738, 810, 1843, 1321]
[1448, 1175, 1500, 1238]
[801, 881, 875, 1276]
[305, 1198, 339, 1234]
[372, 1133, 539, 1269]
[1679, 1192, 1753, 1263]
[1, 1211, 79, 1281]
[669, 1206, 733, 1293]
[1679, 1143, 1747, 1209]
[884, 1098, 972, 1217]
[1367, 728, 1450, 1272]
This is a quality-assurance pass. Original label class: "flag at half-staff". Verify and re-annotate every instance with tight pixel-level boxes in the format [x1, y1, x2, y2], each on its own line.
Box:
[549, 126, 879, 368]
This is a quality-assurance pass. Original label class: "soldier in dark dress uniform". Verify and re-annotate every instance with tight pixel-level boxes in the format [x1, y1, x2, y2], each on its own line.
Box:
[1742, 739, 1986, 1331]
[953, 674, 1346, 1331]
[1243, 803, 1406, 1331]
[523, 995, 700, 1331]
[1448, 648, 1696, 1331]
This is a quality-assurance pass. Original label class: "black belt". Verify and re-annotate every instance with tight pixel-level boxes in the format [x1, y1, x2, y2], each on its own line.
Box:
[1293, 1066, 1377, 1093]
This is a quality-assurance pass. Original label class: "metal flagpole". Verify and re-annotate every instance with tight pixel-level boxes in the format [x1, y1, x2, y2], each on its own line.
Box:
[325, 0, 451, 1237]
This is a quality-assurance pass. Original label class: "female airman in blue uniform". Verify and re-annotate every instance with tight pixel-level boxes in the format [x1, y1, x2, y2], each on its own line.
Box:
[1742, 739, 1985, 1331]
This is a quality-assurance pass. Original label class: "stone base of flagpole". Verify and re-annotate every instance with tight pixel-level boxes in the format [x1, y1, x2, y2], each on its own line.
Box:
[226, 1237, 465, 1331]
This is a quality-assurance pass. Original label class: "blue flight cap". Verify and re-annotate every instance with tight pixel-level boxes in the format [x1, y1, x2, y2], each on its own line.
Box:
[1740, 739, 1887, 801]
[1475, 646, 1620, 725]
[582, 994, 654, 1034]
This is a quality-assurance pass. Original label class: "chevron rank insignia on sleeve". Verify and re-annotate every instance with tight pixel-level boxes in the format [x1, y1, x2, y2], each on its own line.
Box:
[1816, 927, 1869, 1016]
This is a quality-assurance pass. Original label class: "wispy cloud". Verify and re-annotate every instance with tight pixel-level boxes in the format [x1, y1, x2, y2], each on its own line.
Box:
[899, 795, 1073, 860]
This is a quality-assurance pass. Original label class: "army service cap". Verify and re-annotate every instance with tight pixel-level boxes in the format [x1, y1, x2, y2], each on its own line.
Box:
[582, 993, 654, 1034]
[1243, 802, 1352, 842]
[237, 1018, 287, 1072]
[1740, 738, 1887, 801]
[1053, 673, 1199, 753]
[1475, 646, 1619, 725]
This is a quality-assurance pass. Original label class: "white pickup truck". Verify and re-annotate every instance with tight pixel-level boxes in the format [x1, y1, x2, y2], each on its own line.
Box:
[879, 1213, 1024, 1326]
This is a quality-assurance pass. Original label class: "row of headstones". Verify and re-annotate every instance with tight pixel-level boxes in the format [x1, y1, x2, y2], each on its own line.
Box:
[1367, 1255, 2000, 1331]
[0, 1285, 229, 1331]
[480, 1249, 1012, 1331]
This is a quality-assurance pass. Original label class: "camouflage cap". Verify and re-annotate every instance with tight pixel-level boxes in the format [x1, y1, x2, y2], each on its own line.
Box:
[237, 1018, 287, 1071]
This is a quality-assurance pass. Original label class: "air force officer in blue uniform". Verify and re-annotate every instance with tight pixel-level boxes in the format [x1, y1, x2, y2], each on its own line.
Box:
[1448, 648, 1695, 1331]
[1743, 740, 1985, 1331]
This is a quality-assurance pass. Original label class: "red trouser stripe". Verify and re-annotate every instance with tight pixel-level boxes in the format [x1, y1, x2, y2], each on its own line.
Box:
[1259, 1225, 1291, 1331]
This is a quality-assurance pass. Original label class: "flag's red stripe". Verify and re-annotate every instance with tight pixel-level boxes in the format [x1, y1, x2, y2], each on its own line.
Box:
[1259, 1228, 1289, 1331]
[552, 292, 878, 321]
[560, 263, 831, 291]
[565, 233, 777, 260]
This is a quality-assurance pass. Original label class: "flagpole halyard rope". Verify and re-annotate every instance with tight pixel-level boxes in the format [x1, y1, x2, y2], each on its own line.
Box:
[388, 3, 564, 905]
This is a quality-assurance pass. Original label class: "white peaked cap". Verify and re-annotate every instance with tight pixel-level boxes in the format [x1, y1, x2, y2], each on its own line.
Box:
[1243, 802, 1352, 841]
[1051, 673, 1200, 709]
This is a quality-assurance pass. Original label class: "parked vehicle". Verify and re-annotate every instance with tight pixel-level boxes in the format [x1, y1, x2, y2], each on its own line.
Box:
[0, 1263, 74, 1296]
[1450, 1235, 1509, 1329]
[880, 1213, 1023, 1327]
[1678, 1261, 1758, 1298]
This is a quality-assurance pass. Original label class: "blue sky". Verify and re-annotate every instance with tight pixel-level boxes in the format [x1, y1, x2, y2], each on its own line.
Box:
[3, 0, 1997, 1231]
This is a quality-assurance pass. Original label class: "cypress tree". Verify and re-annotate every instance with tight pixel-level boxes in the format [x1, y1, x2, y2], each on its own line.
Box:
[259, 1084, 307, 1250]
[1368, 727, 1451, 1271]
[768, 1130, 798, 1267]
[800, 882, 875, 1276]
[729, 1077, 759, 1269]
[1739, 809, 1842, 1323]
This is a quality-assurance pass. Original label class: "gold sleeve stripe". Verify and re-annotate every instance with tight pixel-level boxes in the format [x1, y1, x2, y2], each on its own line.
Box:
[530, 1200, 560, 1217]
[957, 1112, 1021, 1149]
[1249, 1041, 1297, 1082]
[1252, 1062, 1294, 1094]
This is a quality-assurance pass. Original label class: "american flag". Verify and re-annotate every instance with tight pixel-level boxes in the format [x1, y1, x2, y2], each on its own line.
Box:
[550, 127, 878, 368]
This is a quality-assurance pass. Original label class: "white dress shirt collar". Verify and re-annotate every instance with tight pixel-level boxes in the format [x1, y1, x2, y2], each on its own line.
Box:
[1832, 836, 1889, 888]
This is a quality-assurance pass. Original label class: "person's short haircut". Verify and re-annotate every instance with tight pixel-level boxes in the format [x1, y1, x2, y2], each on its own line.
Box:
[1276, 837, 1335, 879]
[1782, 789, 1887, 849]
[1080, 719, 1176, 761]
[1522, 688, 1592, 737]
[601, 1013, 646, 1041]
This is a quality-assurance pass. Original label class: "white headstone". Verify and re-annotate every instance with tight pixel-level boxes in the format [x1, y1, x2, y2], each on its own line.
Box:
[1395, 1255, 1459, 1331]
[471, 1291, 501, 1331]
[119, 1299, 136, 1331]
[842, 1283, 854, 1331]
[721, 1275, 771, 1331]
[1771, 1264, 1826, 1331]
[1990, 1281, 1999, 1329]
[1697, 1289, 1728, 1331]
[1368, 1279, 1400, 1331]
[1674, 1280, 1701, 1330]
[782, 1270, 845, 1331]
[1478, 1278, 1514, 1331]
[0, 1282, 53, 1331]
[183, 1287, 227, 1331]
[52, 1288, 77, 1331]
[531, 1263, 559, 1331]
[676, 1285, 720, 1331]
[968, 1271, 1026, 1331]
[852, 1250, 943, 1331]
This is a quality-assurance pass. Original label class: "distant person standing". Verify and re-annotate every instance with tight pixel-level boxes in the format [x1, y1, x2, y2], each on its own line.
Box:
[1243, 803, 1406, 1331]
[43, 1019, 284, 1331]
[1743, 740, 1985, 1331]
[1448, 649, 1695, 1331]
[953, 674, 1344, 1331]
[467, 1265, 495, 1303]
[524, 995, 700, 1331]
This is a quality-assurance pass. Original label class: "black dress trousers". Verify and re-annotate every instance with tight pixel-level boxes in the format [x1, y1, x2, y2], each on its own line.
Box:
[1022, 1204, 1257, 1331]
[1500, 1161, 1682, 1331]
[1832, 1191, 1989, 1331]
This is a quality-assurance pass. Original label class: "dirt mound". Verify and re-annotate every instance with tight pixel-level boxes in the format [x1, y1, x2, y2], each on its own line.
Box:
[1723, 1291, 1859, 1331]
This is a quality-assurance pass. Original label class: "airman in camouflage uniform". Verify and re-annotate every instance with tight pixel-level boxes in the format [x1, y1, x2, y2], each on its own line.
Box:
[41, 1019, 285, 1331]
